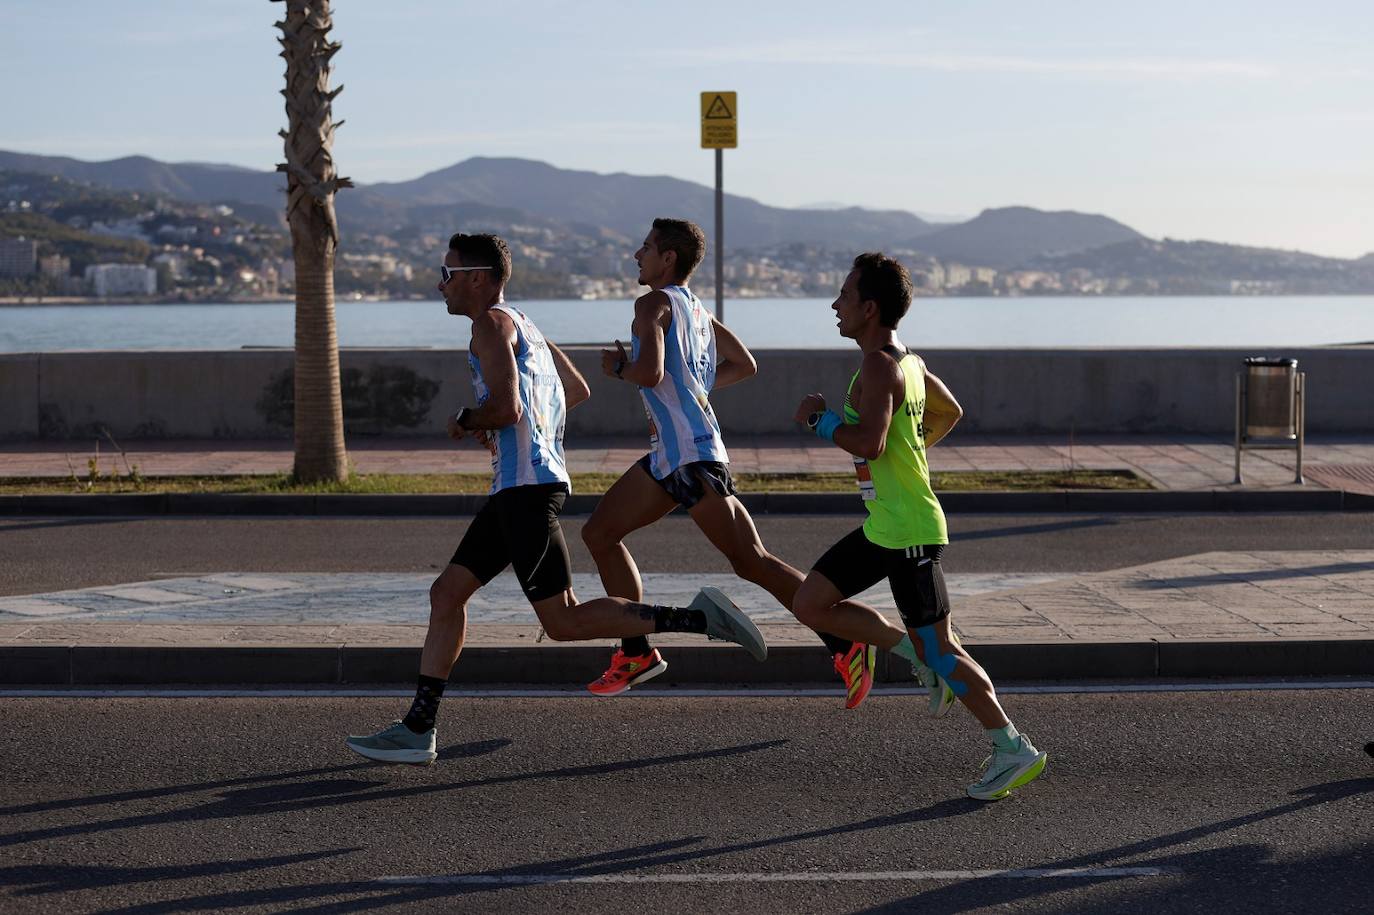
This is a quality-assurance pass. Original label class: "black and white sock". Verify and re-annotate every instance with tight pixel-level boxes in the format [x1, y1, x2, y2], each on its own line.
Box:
[401, 674, 446, 734]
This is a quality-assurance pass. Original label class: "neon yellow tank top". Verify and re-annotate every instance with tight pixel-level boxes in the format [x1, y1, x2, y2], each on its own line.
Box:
[842, 350, 948, 548]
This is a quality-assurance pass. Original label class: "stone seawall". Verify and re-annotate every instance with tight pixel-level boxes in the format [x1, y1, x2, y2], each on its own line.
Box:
[2, 347, 1369, 439]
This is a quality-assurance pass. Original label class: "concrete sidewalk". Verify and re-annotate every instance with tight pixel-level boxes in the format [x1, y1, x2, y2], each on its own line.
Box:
[4, 551, 1372, 686]
[6, 432, 1374, 492]
[4, 434, 1372, 685]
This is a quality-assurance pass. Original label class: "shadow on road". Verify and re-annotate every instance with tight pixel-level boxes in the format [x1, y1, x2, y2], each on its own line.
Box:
[24, 775, 1371, 913]
[950, 517, 1120, 543]
[0, 738, 514, 820]
[0, 739, 785, 851]
[855, 776, 1374, 914]
[1132, 559, 1374, 589]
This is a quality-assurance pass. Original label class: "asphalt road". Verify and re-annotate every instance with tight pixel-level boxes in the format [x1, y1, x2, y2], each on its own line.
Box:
[2, 689, 1371, 913]
[3, 512, 1373, 596]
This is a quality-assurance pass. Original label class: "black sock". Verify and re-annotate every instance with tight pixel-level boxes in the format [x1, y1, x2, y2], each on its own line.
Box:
[401, 674, 446, 734]
[622, 635, 652, 657]
[651, 604, 708, 634]
[818, 632, 854, 655]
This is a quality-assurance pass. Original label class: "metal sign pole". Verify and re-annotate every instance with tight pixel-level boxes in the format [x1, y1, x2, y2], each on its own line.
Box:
[715, 148, 724, 322]
[700, 90, 736, 323]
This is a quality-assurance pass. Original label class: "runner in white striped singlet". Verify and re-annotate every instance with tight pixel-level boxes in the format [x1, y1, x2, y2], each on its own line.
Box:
[345, 233, 766, 765]
[582, 218, 929, 705]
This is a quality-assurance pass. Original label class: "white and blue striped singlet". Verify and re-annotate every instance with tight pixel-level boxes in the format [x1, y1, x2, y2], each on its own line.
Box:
[632, 285, 729, 479]
[468, 305, 571, 495]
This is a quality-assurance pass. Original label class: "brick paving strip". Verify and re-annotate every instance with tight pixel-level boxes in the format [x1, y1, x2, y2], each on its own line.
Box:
[2, 551, 1371, 684]
[5, 433, 1374, 491]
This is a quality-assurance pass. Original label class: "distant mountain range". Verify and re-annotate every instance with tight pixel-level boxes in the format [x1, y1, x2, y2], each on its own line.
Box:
[0, 149, 1152, 265]
[2, 149, 1369, 279]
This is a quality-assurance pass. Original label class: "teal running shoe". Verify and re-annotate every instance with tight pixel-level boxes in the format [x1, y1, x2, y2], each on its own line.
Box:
[346, 720, 437, 765]
[967, 736, 1048, 801]
[690, 587, 767, 661]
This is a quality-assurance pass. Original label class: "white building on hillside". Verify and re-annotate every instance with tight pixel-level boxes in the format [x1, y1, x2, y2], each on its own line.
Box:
[85, 263, 157, 297]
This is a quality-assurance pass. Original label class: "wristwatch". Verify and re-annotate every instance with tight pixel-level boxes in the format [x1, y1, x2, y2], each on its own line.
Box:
[807, 411, 823, 430]
[455, 407, 474, 429]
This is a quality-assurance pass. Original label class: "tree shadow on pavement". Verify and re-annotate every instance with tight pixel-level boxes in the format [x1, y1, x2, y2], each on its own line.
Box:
[0, 738, 513, 820]
[854, 776, 1374, 915]
[0, 518, 132, 533]
[1132, 559, 1374, 589]
[950, 518, 1119, 543]
[0, 739, 786, 852]
[79, 794, 984, 914]
[0, 849, 357, 899]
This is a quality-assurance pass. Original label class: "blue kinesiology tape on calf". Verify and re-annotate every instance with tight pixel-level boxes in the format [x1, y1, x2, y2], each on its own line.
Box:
[917, 625, 968, 696]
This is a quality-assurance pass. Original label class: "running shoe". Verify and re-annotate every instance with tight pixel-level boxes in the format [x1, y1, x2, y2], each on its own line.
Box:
[915, 663, 957, 717]
[345, 720, 437, 765]
[690, 587, 768, 661]
[587, 648, 669, 696]
[966, 736, 1048, 801]
[834, 642, 877, 709]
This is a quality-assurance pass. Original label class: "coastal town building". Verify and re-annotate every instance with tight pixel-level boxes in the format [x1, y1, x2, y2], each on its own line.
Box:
[85, 263, 157, 297]
[0, 237, 38, 277]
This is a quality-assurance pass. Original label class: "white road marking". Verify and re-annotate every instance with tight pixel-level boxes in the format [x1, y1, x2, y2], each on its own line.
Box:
[377, 867, 1178, 885]
[1, 681, 1371, 699]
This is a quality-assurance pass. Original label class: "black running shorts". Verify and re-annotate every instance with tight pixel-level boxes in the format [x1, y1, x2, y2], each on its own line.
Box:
[449, 482, 572, 601]
[636, 453, 738, 510]
[812, 527, 951, 629]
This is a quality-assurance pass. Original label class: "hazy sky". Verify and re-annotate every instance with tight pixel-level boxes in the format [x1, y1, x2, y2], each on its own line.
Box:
[3, 1, 1371, 257]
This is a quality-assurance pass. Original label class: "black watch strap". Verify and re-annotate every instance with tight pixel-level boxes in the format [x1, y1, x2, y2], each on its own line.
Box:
[455, 407, 473, 429]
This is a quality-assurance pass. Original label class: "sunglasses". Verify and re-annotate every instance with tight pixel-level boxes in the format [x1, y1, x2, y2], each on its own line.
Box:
[440, 264, 493, 283]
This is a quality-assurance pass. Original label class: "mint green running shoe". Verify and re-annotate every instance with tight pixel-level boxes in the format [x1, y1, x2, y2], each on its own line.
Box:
[346, 720, 437, 765]
[915, 663, 957, 717]
[967, 736, 1047, 801]
[690, 587, 767, 661]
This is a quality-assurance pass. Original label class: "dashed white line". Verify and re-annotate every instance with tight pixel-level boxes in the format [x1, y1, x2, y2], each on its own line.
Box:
[377, 867, 1178, 886]
[1, 681, 1370, 698]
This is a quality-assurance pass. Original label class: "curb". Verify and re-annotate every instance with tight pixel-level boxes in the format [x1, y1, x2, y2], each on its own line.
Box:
[3, 639, 1371, 686]
[0, 489, 1368, 516]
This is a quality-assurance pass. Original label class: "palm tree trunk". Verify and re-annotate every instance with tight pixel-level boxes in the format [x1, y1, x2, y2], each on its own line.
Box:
[275, 0, 352, 483]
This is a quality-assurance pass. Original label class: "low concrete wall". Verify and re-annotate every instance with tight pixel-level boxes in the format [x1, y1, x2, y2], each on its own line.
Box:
[2, 347, 1370, 440]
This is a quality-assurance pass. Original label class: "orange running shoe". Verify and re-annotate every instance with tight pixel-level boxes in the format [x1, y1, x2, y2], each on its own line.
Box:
[834, 642, 877, 709]
[587, 648, 668, 696]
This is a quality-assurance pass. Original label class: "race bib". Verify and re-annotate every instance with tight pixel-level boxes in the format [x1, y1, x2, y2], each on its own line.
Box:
[853, 456, 876, 501]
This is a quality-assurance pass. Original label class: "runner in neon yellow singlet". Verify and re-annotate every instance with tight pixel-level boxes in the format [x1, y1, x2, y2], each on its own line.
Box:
[841, 349, 947, 549]
[791, 252, 1048, 801]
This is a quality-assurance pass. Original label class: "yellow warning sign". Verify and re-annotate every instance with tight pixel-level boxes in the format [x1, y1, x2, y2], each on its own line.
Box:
[701, 91, 737, 149]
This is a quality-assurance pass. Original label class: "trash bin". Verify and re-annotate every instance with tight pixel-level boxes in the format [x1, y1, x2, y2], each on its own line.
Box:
[1243, 357, 1299, 439]
[1234, 357, 1305, 485]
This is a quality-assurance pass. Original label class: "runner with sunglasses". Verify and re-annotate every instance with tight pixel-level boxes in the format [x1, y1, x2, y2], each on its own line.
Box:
[345, 232, 766, 764]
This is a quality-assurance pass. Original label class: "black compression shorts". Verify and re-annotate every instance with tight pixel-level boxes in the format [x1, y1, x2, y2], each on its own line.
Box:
[812, 527, 951, 629]
[636, 454, 738, 510]
[449, 482, 572, 601]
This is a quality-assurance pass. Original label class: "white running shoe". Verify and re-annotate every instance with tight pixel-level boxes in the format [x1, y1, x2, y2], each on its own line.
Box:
[967, 736, 1047, 801]
[690, 587, 768, 661]
[915, 664, 957, 717]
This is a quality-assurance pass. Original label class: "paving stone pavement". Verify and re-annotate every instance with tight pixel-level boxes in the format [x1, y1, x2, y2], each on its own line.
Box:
[3, 552, 1371, 650]
[6, 433, 1374, 491]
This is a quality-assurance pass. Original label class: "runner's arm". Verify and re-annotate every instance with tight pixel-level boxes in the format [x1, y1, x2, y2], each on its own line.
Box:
[921, 367, 963, 447]
[827, 351, 901, 460]
[710, 317, 758, 389]
[547, 340, 590, 410]
[602, 291, 668, 387]
[455, 312, 521, 432]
